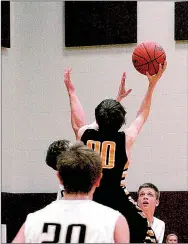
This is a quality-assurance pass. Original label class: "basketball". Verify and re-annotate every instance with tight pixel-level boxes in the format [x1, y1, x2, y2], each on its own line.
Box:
[132, 41, 166, 75]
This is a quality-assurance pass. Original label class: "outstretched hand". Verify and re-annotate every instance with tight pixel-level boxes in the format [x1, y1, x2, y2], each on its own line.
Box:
[146, 61, 167, 88]
[116, 72, 132, 102]
[64, 68, 75, 93]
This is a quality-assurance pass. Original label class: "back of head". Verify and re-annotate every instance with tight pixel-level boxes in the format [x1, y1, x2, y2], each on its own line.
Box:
[46, 139, 70, 170]
[138, 182, 160, 200]
[95, 99, 126, 132]
[57, 142, 102, 194]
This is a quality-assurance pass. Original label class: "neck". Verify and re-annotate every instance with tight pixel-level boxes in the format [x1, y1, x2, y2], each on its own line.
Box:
[63, 192, 93, 200]
[148, 215, 154, 225]
[143, 209, 154, 224]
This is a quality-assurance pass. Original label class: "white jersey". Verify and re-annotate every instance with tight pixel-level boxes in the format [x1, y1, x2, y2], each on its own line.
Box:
[151, 217, 165, 243]
[57, 184, 64, 200]
[25, 199, 120, 243]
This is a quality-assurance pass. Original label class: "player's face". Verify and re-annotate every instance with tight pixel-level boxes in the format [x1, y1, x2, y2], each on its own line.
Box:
[167, 235, 178, 243]
[137, 187, 159, 212]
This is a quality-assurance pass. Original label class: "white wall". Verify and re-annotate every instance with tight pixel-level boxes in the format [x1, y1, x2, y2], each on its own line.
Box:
[2, 1, 188, 193]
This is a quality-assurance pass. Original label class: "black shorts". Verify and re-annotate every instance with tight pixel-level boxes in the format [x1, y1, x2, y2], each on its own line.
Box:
[93, 187, 156, 243]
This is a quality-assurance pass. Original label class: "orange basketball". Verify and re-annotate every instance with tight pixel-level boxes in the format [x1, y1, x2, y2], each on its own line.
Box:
[132, 41, 166, 75]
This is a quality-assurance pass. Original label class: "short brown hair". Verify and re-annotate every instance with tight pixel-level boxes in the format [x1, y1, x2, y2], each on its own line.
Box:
[138, 183, 160, 200]
[46, 139, 70, 170]
[57, 142, 102, 194]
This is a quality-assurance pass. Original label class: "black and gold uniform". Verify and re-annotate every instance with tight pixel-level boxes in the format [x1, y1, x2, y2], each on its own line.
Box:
[81, 129, 157, 243]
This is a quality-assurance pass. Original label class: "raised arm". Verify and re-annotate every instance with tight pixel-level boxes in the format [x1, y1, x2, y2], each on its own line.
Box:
[64, 69, 87, 140]
[116, 72, 132, 103]
[125, 61, 167, 146]
[78, 72, 132, 140]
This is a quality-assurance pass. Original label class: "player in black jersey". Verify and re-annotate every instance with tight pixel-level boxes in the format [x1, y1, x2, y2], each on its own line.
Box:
[64, 62, 167, 243]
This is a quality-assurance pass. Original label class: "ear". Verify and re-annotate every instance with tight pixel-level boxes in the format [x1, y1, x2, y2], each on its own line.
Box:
[56, 171, 63, 185]
[95, 173, 103, 187]
[155, 199, 159, 207]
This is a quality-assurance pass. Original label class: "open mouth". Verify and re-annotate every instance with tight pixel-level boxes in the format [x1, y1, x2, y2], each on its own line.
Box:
[143, 201, 149, 205]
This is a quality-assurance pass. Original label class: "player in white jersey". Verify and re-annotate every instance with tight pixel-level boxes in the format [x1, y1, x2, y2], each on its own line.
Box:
[137, 183, 165, 243]
[12, 142, 130, 243]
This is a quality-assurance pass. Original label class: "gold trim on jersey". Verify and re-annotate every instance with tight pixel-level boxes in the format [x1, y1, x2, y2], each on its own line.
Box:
[121, 161, 129, 188]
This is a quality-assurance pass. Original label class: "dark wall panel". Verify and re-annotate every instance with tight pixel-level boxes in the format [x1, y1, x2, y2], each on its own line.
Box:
[175, 1, 188, 40]
[2, 191, 188, 243]
[1, 1, 10, 48]
[65, 1, 137, 47]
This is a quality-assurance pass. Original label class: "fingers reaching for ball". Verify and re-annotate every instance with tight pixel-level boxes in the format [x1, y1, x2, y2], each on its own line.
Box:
[146, 60, 167, 87]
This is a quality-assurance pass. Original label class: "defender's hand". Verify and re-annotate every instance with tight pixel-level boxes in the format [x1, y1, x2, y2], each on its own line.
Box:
[64, 68, 75, 93]
[116, 72, 132, 102]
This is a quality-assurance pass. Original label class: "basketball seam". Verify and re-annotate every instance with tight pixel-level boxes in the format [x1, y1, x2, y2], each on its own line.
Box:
[134, 52, 165, 67]
[134, 60, 155, 68]
[134, 63, 149, 71]
[142, 43, 157, 74]
[132, 53, 150, 66]
[155, 52, 166, 61]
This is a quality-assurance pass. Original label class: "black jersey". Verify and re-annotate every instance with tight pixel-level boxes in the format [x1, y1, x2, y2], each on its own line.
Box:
[81, 129, 128, 191]
[81, 129, 157, 243]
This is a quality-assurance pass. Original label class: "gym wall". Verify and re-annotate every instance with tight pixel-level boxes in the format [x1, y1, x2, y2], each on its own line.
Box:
[1, 1, 187, 242]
